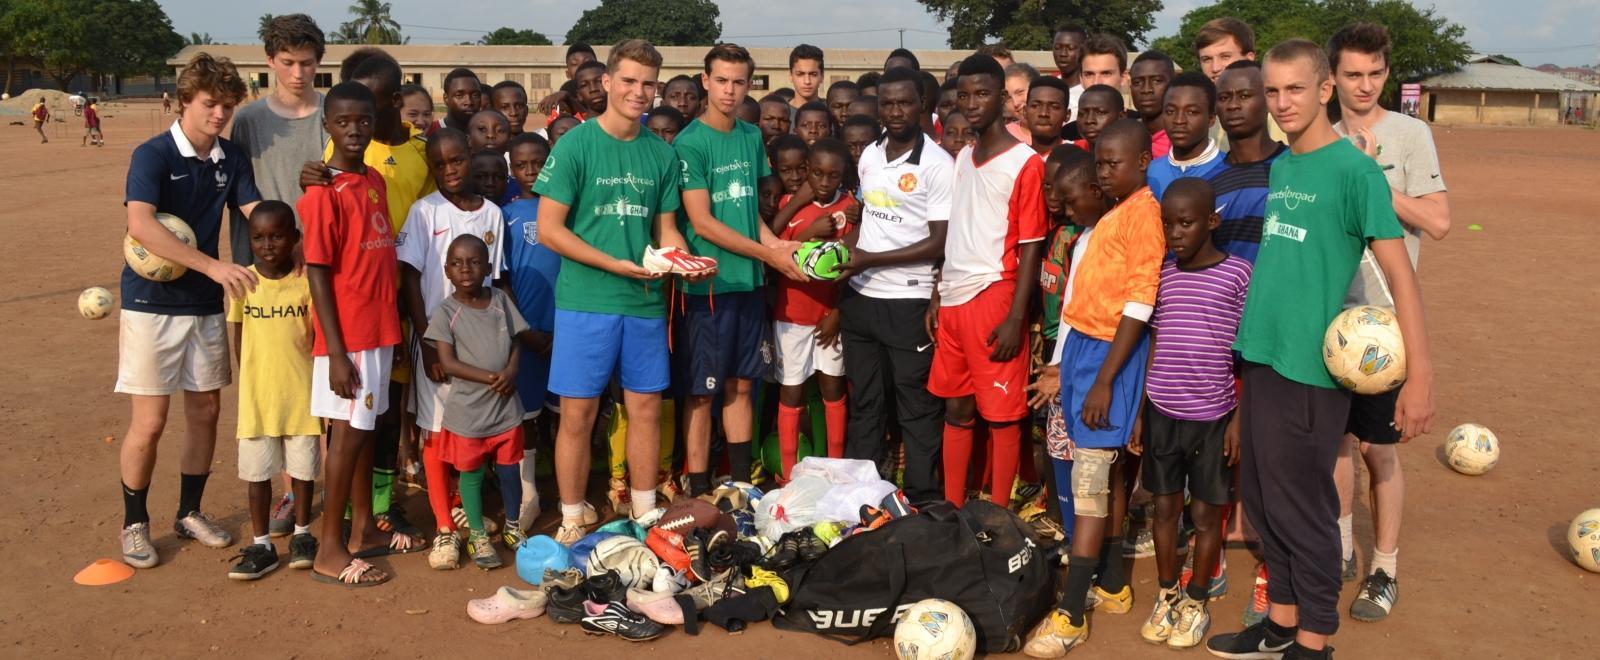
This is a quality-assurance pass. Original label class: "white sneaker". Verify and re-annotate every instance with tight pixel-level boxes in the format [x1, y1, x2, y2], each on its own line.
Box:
[429, 530, 461, 570]
[554, 521, 585, 546]
[121, 522, 158, 569]
[1138, 586, 1179, 643]
[1167, 596, 1211, 649]
[642, 246, 717, 276]
[174, 512, 233, 548]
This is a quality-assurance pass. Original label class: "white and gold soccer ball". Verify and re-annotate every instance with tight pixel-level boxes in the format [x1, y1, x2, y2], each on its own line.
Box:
[78, 287, 113, 320]
[894, 598, 977, 660]
[123, 213, 197, 282]
[1323, 305, 1407, 394]
[1567, 509, 1600, 573]
[1443, 423, 1499, 476]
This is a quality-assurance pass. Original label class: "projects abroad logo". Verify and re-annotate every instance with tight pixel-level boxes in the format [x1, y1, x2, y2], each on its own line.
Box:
[1268, 186, 1317, 210]
[711, 179, 754, 204]
[595, 172, 655, 193]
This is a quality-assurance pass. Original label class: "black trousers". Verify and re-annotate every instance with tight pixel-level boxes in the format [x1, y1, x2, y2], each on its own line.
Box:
[837, 288, 944, 505]
[1239, 361, 1351, 636]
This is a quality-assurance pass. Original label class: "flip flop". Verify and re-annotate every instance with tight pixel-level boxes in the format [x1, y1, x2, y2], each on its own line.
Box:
[311, 558, 390, 588]
[353, 531, 427, 558]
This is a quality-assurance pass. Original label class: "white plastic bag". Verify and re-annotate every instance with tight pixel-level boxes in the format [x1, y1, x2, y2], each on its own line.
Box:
[815, 479, 898, 524]
[754, 475, 832, 541]
[789, 457, 881, 484]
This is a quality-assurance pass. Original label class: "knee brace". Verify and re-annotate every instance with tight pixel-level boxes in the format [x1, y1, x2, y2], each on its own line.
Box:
[1070, 448, 1117, 518]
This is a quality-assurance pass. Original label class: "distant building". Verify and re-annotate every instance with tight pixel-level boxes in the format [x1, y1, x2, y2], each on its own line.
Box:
[1420, 56, 1600, 126]
[166, 44, 1058, 104]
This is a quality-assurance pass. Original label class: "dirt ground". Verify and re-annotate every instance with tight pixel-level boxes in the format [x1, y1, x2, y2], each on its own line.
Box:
[3, 100, 1597, 658]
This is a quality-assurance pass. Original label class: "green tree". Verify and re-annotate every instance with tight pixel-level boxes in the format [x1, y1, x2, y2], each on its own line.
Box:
[915, 0, 1163, 51]
[565, 0, 721, 47]
[478, 27, 553, 46]
[258, 14, 275, 41]
[3, 0, 181, 92]
[342, 0, 403, 45]
[187, 32, 214, 45]
[1146, 0, 1471, 103]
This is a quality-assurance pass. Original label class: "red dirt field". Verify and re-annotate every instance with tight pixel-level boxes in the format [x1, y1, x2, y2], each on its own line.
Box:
[3, 101, 1597, 658]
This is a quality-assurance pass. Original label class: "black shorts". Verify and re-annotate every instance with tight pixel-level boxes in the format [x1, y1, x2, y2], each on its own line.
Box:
[1345, 388, 1401, 444]
[1141, 405, 1233, 505]
[675, 291, 772, 396]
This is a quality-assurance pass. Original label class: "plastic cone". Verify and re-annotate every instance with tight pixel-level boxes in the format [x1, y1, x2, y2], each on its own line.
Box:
[74, 558, 135, 586]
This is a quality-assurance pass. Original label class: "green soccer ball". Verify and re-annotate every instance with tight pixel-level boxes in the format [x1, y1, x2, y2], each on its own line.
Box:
[794, 240, 850, 281]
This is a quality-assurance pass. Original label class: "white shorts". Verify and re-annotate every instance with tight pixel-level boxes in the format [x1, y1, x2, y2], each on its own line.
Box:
[115, 310, 231, 395]
[238, 435, 320, 482]
[773, 320, 845, 386]
[311, 346, 393, 431]
[411, 349, 451, 433]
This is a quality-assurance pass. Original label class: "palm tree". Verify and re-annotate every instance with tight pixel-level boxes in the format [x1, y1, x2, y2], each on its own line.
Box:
[187, 32, 214, 45]
[257, 14, 275, 41]
[344, 0, 402, 45]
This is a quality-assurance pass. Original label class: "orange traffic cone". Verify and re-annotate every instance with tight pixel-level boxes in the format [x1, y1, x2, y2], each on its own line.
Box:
[74, 559, 135, 586]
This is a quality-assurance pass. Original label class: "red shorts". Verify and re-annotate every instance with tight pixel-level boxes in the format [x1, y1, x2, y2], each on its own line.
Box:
[928, 280, 1030, 422]
[430, 426, 524, 472]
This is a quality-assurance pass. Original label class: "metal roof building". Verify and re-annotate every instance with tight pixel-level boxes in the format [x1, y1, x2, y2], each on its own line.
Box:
[1419, 56, 1600, 126]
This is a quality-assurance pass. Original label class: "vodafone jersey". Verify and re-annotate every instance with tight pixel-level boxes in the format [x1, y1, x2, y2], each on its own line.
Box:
[851, 133, 955, 299]
[299, 168, 401, 355]
[396, 191, 506, 315]
[939, 143, 1047, 306]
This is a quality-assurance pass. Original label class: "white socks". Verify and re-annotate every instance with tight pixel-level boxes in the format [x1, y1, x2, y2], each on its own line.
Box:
[560, 502, 586, 523]
[1372, 547, 1398, 578]
[1338, 514, 1354, 560]
[293, 524, 311, 536]
[253, 534, 271, 548]
[630, 489, 657, 520]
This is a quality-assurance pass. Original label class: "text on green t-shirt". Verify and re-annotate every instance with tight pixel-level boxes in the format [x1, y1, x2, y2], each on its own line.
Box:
[674, 119, 772, 295]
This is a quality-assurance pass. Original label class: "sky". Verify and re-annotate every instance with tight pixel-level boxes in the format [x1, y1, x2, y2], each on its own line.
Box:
[159, 0, 1600, 67]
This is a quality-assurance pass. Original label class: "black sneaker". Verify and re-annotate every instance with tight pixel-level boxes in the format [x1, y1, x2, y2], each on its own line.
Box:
[794, 528, 828, 563]
[1282, 642, 1333, 660]
[764, 531, 804, 570]
[580, 600, 665, 641]
[1350, 569, 1398, 622]
[287, 533, 317, 570]
[583, 568, 627, 603]
[226, 544, 280, 581]
[546, 584, 589, 624]
[1205, 620, 1294, 659]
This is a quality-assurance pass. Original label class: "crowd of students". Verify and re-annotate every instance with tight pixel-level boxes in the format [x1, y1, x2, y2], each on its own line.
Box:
[112, 13, 1448, 659]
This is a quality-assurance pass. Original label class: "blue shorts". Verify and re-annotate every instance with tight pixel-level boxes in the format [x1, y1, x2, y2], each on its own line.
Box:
[516, 348, 550, 417]
[1059, 328, 1150, 449]
[548, 310, 670, 398]
[677, 291, 772, 396]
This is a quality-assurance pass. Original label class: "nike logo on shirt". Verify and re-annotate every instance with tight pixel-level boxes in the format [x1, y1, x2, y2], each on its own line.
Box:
[433, 228, 450, 236]
[169, 173, 188, 180]
[916, 343, 934, 352]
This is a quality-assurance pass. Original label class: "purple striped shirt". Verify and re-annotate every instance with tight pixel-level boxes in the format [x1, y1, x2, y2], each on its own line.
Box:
[1148, 255, 1253, 421]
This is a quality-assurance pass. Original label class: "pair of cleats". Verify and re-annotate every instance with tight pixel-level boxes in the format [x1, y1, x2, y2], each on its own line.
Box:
[642, 246, 717, 277]
[1139, 587, 1211, 648]
[763, 528, 827, 571]
[1206, 620, 1334, 659]
[428, 528, 503, 570]
[121, 512, 235, 570]
[547, 569, 665, 641]
[1021, 585, 1134, 658]
[227, 534, 318, 580]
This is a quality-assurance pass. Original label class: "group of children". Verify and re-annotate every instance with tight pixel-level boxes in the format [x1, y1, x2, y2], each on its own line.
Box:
[115, 13, 1443, 659]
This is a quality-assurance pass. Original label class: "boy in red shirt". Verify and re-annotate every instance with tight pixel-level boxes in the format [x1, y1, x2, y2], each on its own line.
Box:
[82, 99, 103, 147]
[301, 82, 409, 586]
[930, 55, 1048, 507]
[767, 138, 856, 479]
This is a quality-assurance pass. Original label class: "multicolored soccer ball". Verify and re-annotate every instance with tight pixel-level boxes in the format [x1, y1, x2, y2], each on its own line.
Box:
[1322, 305, 1407, 394]
[1567, 508, 1600, 573]
[587, 535, 660, 590]
[78, 287, 113, 320]
[794, 240, 849, 281]
[893, 598, 976, 660]
[1443, 423, 1499, 475]
[123, 213, 197, 282]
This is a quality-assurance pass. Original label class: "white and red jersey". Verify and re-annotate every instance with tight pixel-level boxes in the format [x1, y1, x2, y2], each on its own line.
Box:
[938, 143, 1047, 306]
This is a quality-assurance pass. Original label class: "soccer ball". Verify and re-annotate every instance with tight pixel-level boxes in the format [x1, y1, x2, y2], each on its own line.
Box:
[1567, 509, 1600, 573]
[1322, 305, 1407, 394]
[794, 240, 849, 281]
[123, 213, 198, 282]
[1443, 423, 1499, 475]
[78, 287, 113, 320]
[893, 599, 977, 660]
[587, 535, 660, 590]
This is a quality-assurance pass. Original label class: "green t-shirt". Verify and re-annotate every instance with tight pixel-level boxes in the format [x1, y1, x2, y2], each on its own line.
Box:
[1232, 138, 1403, 388]
[533, 120, 681, 318]
[674, 119, 771, 295]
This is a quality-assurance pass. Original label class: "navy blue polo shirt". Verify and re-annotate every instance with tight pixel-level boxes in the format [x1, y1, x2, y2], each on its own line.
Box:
[123, 122, 262, 315]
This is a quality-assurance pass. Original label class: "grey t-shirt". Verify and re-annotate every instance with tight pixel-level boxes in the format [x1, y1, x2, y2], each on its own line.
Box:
[423, 289, 530, 437]
[1336, 110, 1446, 306]
[227, 96, 326, 265]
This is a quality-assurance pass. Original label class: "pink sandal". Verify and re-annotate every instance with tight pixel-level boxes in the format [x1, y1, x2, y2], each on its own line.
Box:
[467, 586, 547, 624]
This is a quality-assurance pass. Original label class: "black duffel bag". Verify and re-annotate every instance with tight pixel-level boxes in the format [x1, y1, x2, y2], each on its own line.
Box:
[773, 499, 1055, 653]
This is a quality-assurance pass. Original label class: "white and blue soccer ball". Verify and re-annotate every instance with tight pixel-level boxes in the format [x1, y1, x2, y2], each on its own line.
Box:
[1323, 305, 1406, 394]
[1443, 423, 1499, 476]
[893, 598, 976, 660]
[1567, 508, 1600, 573]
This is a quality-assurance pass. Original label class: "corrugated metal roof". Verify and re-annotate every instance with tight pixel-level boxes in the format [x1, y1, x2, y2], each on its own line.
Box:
[167, 44, 1058, 72]
[1421, 61, 1600, 93]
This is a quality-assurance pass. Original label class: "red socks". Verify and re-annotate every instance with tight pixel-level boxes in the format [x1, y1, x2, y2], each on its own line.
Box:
[777, 403, 803, 483]
[943, 423, 974, 506]
[989, 423, 1021, 506]
[823, 396, 847, 458]
[423, 439, 454, 531]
